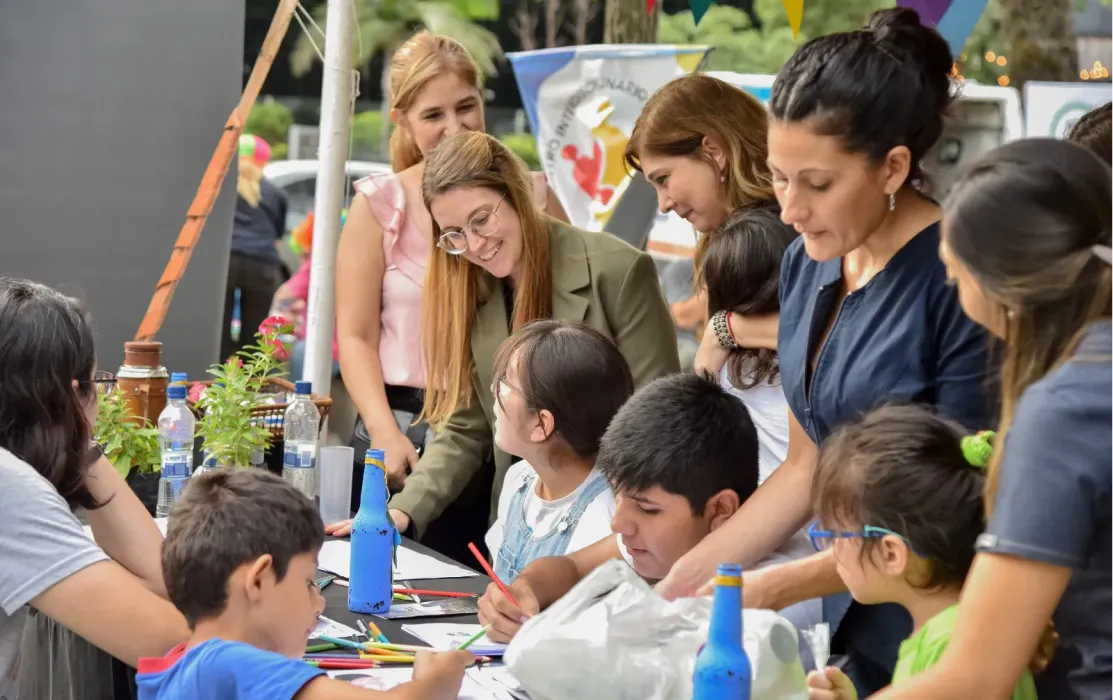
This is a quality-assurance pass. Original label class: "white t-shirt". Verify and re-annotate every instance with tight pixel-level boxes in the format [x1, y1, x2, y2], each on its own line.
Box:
[719, 363, 790, 485]
[486, 461, 617, 571]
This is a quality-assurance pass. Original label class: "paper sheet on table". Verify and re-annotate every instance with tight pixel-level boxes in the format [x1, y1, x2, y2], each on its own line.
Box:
[317, 539, 477, 580]
[82, 517, 169, 540]
[311, 616, 360, 640]
[402, 623, 508, 657]
[327, 666, 518, 699]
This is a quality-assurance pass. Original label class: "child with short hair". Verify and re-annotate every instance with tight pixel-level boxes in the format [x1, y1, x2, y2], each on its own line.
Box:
[485, 320, 634, 582]
[137, 468, 472, 700]
[805, 405, 1036, 700]
[478, 373, 824, 641]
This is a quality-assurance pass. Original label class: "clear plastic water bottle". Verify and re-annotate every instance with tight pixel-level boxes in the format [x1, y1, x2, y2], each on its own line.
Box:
[283, 380, 320, 498]
[156, 385, 195, 517]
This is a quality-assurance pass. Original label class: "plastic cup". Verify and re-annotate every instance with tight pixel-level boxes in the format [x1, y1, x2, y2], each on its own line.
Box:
[318, 446, 354, 526]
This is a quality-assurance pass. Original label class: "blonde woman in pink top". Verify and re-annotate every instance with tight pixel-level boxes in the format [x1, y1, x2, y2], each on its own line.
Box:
[333, 31, 566, 523]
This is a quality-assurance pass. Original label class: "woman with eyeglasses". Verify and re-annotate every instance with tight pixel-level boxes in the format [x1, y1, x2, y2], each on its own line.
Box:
[372, 130, 679, 562]
[0, 278, 187, 697]
[873, 139, 1112, 700]
[333, 33, 569, 523]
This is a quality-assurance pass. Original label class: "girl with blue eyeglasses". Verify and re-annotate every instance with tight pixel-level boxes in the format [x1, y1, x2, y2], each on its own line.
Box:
[804, 405, 1038, 700]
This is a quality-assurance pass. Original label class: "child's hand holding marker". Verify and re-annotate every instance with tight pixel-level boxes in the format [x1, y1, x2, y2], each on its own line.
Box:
[477, 579, 540, 643]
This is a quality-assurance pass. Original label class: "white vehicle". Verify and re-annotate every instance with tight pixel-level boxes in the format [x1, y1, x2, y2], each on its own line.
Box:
[263, 159, 392, 234]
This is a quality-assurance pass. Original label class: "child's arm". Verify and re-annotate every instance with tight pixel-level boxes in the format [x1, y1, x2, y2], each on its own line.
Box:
[478, 534, 622, 642]
[295, 650, 473, 700]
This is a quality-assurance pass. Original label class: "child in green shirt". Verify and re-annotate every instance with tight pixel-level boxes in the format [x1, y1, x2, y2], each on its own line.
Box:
[804, 405, 1038, 700]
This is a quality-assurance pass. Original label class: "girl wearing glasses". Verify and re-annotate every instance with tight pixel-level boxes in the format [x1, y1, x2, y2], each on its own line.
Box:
[381, 130, 678, 563]
[333, 32, 569, 525]
[805, 405, 1037, 700]
[0, 278, 188, 696]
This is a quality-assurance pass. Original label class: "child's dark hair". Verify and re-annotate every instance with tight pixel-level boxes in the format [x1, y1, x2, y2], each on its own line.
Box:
[598, 373, 758, 513]
[1067, 102, 1111, 164]
[702, 203, 797, 389]
[162, 468, 325, 627]
[770, 7, 953, 190]
[491, 320, 634, 459]
[812, 404, 986, 589]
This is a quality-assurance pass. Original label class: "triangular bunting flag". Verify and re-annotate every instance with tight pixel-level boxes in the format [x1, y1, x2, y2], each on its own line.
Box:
[782, 0, 804, 39]
[647, 0, 657, 13]
[690, 0, 713, 26]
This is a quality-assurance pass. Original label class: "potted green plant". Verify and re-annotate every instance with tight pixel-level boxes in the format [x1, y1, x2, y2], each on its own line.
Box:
[92, 388, 162, 513]
[194, 317, 293, 469]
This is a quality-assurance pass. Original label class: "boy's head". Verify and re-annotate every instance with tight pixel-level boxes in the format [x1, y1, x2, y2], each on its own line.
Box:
[163, 468, 326, 657]
[1067, 101, 1111, 164]
[597, 373, 759, 579]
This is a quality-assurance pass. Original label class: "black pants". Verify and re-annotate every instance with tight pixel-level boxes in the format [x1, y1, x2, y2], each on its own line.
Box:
[221, 252, 283, 361]
[349, 385, 494, 565]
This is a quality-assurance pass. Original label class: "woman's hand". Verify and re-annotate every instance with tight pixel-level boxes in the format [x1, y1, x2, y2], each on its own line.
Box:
[375, 428, 421, 491]
[654, 545, 722, 600]
[323, 509, 411, 537]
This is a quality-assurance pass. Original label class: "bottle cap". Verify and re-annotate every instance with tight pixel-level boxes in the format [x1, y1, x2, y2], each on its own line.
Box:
[365, 448, 385, 468]
[294, 380, 312, 395]
[170, 372, 187, 383]
[167, 385, 187, 400]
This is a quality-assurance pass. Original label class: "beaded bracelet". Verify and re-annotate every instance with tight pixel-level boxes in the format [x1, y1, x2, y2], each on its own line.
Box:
[710, 310, 739, 350]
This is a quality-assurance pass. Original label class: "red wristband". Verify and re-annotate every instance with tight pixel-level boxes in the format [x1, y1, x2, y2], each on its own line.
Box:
[725, 312, 737, 345]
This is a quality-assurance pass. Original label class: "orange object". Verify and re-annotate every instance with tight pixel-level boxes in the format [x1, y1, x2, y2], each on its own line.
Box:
[467, 542, 520, 608]
[392, 587, 475, 599]
[135, 0, 298, 341]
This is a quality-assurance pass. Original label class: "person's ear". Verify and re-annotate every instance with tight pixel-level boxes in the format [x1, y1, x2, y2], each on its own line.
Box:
[880, 145, 912, 199]
[877, 534, 910, 577]
[530, 409, 555, 444]
[701, 135, 728, 174]
[704, 488, 741, 532]
[242, 554, 276, 605]
[390, 108, 409, 135]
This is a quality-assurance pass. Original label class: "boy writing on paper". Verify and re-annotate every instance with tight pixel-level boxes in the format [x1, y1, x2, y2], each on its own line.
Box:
[136, 468, 473, 700]
[477, 373, 823, 642]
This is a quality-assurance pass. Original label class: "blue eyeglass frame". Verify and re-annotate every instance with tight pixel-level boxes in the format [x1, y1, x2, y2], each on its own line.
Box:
[806, 521, 924, 557]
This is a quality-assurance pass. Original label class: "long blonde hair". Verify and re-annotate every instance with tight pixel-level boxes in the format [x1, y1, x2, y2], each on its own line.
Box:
[237, 157, 263, 207]
[389, 32, 483, 172]
[624, 74, 774, 280]
[420, 132, 553, 427]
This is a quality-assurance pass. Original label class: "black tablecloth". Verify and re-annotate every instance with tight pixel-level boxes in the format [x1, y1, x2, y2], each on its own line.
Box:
[318, 536, 490, 645]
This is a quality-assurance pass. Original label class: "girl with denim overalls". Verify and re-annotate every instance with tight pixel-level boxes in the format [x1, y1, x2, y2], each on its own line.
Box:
[483, 320, 635, 583]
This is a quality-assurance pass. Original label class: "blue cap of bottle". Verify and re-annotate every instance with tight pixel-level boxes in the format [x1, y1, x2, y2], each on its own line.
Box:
[294, 380, 312, 395]
[167, 385, 187, 400]
[170, 372, 187, 383]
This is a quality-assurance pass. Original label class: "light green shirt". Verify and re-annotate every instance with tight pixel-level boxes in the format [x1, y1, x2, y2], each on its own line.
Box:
[893, 604, 1038, 700]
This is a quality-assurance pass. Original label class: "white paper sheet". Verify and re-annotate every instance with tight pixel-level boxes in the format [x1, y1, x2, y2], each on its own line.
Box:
[311, 615, 360, 640]
[402, 623, 508, 657]
[317, 539, 478, 580]
[326, 666, 516, 699]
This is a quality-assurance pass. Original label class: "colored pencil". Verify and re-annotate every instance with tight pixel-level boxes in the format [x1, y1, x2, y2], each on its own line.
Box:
[305, 643, 340, 653]
[360, 641, 432, 654]
[392, 587, 475, 599]
[315, 634, 368, 651]
[393, 593, 414, 601]
[402, 580, 422, 604]
[306, 659, 382, 670]
[355, 619, 371, 641]
[467, 542, 519, 607]
[315, 575, 336, 591]
[456, 626, 490, 651]
[367, 620, 389, 644]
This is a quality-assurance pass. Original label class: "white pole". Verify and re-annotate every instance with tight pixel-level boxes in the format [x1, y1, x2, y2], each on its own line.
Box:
[304, 0, 355, 410]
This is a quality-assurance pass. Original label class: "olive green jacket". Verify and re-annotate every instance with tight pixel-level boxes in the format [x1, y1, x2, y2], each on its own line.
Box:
[390, 220, 681, 536]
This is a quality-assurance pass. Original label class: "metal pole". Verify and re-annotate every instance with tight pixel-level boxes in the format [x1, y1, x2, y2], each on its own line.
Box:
[304, 0, 355, 460]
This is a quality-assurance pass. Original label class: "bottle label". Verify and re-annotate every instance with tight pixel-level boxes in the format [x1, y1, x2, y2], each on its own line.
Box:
[284, 447, 316, 469]
[162, 447, 191, 478]
[713, 574, 742, 587]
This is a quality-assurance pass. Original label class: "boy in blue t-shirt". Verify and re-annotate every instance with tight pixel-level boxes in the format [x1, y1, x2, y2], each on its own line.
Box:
[137, 468, 472, 700]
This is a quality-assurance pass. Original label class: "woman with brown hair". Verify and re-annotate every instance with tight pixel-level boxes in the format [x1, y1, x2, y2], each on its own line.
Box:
[333, 32, 567, 518]
[384, 131, 678, 562]
[874, 139, 1110, 700]
[623, 73, 782, 366]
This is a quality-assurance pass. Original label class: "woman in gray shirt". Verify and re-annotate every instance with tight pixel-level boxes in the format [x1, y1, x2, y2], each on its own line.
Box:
[0, 278, 187, 696]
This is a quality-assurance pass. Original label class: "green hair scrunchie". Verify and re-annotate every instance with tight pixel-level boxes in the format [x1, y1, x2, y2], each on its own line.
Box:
[961, 431, 995, 469]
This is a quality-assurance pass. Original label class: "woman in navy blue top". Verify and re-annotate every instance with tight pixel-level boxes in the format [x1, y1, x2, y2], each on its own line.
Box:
[877, 140, 1112, 700]
[655, 8, 996, 694]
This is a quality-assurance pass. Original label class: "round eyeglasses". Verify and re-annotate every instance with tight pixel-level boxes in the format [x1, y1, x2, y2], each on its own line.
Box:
[437, 198, 504, 255]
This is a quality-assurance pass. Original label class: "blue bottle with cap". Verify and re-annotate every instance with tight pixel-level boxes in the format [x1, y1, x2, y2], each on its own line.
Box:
[693, 563, 751, 699]
[169, 372, 188, 386]
[348, 448, 398, 614]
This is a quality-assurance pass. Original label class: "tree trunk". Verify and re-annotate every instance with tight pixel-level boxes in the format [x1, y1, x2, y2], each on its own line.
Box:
[545, 0, 563, 48]
[604, 0, 658, 44]
[567, 0, 599, 45]
[998, 0, 1078, 89]
[512, 0, 539, 51]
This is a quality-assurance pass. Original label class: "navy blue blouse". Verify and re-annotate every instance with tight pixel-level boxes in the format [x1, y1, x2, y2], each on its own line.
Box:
[778, 223, 996, 444]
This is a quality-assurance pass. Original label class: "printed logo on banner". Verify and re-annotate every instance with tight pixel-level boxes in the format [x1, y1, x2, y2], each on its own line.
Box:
[544, 78, 650, 229]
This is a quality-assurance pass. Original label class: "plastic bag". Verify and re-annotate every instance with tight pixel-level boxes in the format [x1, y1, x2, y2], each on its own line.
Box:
[505, 560, 808, 700]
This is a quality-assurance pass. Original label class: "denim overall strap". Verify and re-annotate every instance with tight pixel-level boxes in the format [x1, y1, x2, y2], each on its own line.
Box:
[494, 471, 611, 583]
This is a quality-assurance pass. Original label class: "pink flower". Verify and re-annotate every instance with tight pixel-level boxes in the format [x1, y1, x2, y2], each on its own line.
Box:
[259, 315, 287, 336]
[188, 382, 206, 403]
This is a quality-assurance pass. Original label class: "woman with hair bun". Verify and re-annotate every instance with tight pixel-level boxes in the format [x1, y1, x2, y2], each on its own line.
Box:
[657, 9, 997, 695]
[333, 32, 568, 518]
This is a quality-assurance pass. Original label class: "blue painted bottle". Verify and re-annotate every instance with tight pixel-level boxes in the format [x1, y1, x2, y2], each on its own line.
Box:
[693, 563, 751, 699]
[347, 449, 397, 614]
